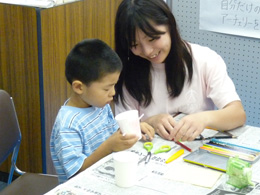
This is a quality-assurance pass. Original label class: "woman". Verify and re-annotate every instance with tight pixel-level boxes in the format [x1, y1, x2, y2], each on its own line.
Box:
[114, 0, 246, 141]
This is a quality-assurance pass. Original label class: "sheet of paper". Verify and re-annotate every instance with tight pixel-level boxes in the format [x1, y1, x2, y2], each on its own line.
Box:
[0, 0, 79, 8]
[227, 126, 260, 150]
[199, 0, 260, 39]
[164, 162, 223, 188]
[201, 129, 219, 137]
[45, 126, 260, 195]
[45, 135, 213, 195]
[0, 0, 55, 8]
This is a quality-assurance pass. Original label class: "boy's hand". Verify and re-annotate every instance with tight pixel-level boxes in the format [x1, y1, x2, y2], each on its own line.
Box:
[107, 130, 139, 152]
[78, 130, 138, 173]
[140, 122, 155, 141]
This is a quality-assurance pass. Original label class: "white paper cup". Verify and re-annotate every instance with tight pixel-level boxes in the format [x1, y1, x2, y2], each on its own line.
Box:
[115, 110, 142, 139]
[113, 151, 139, 188]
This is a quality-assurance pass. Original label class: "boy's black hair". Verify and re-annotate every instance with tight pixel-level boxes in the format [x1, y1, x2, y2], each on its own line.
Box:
[65, 39, 122, 85]
[114, 0, 193, 107]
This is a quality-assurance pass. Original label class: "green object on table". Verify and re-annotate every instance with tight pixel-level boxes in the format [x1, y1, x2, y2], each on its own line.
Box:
[143, 142, 153, 164]
[153, 145, 172, 154]
[226, 156, 254, 189]
[142, 142, 172, 164]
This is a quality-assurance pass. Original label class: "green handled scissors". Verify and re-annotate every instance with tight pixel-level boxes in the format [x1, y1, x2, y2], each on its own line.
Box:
[144, 142, 153, 164]
[143, 142, 172, 164]
[153, 145, 172, 154]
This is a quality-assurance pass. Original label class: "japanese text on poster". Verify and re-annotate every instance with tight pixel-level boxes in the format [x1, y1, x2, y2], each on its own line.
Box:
[200, 0, 260, 39]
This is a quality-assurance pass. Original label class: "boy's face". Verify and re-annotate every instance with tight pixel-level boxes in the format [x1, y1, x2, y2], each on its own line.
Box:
[80, 71, 120, 108]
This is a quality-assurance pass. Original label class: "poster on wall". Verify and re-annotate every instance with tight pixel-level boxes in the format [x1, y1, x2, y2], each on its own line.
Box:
[0, 0, 78, 8]
[199, 0, 260, 39]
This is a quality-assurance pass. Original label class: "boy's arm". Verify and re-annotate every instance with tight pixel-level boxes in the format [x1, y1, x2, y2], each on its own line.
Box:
[77, 130, 138, 174]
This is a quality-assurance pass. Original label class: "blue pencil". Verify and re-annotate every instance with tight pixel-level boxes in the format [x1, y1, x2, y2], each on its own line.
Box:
[211, 138, 260, 152]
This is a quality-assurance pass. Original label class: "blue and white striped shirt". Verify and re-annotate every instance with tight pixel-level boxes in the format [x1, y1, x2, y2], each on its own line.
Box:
[50, 103, 118, 183]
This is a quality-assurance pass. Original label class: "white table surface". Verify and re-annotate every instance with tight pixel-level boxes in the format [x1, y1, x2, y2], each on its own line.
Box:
[46, 125, 260, 195]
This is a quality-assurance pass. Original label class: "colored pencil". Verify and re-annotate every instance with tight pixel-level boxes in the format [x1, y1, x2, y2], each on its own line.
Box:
[211, 138, 260, 152]
[200, 145, 255, 161]
[175, 140, 192, 152]
[207, 141, 258, 156]
[194, 135, 237, 140]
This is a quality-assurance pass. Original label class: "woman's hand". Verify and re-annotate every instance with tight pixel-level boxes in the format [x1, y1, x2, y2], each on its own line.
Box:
[145, 114, 177, 140]
[145, 101, 246, 141]
[172, 101, 246, 141]
[140, 122, 155, 141]
[145, 113, 206, 141]
[171, 113, 206, 141]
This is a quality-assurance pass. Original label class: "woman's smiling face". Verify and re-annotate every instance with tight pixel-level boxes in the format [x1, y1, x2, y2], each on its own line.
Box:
[130, 24, 171, 64]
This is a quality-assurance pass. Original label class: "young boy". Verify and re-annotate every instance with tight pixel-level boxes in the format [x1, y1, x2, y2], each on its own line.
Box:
[50, 39, 154, 183]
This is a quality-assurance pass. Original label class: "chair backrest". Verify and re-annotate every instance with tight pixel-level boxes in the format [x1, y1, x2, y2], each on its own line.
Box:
[0, 90, 22, 184]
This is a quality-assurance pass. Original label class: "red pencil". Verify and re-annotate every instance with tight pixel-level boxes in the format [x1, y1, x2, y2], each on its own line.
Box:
[172, 139, 192, 152]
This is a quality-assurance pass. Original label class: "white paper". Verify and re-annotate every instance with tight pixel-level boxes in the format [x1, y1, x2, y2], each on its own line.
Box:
[45, 126, 260, 195]
[0, 0, 54, 8]
[0, 0, 79, 8]
[164, 162, 223, 188]
[200, 0, 260, 39]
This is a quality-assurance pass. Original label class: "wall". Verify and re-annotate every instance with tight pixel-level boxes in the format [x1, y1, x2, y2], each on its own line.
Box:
[171, 0, 260, 127]
[0, 4, 42, 173]
[0, 0, 122, 175]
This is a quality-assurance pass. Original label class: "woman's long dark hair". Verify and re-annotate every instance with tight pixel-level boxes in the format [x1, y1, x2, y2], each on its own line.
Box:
[114, 0, 193, 107]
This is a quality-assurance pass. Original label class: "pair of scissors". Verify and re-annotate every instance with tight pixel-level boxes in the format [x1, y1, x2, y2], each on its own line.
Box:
[153, 144, 172, 154]
[143, 142, 172, 164]
[143, 142, 153, 164]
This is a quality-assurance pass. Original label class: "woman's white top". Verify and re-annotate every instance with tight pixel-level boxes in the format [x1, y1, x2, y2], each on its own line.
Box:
[115, 43, 240, 120]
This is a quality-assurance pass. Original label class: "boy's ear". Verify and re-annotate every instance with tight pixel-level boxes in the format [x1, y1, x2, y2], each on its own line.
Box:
[72, 80, 84, 94]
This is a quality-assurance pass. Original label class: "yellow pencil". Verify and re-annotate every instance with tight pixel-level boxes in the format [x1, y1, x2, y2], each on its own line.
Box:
[165, 149, 184, 164]
[205, 126, 218, 131]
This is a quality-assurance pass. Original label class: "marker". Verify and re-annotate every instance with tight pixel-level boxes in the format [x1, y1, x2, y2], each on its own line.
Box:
[194, 135, 237, 140]
[165, 149, 184, 164]
[176, 141, 192, 152]
[205, 126, 218, 131]
[172, 138, 192, 152]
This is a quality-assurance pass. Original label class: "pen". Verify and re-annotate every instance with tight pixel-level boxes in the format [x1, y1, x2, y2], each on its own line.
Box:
[176, 141, 192, 152]
[211, 138, 260, 152]
[194, 135, 237, 140]
[172, 139, 192, 152]
[200, 145, 255, 161]
[165, 149, 184, 164]
[205, 126, 218, 131]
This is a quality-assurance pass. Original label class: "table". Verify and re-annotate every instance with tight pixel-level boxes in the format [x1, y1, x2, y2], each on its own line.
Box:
[45, 125, 260, 195]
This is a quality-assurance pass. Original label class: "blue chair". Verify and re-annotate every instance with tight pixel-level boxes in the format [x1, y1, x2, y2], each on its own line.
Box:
[0, 89, 23, 184]
[0, 90, 58, 194]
